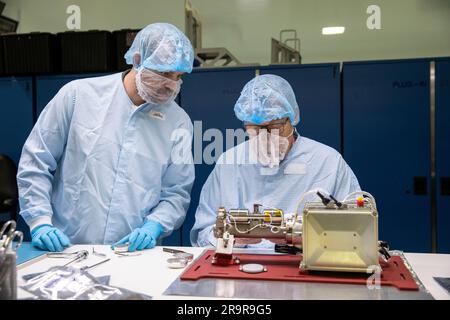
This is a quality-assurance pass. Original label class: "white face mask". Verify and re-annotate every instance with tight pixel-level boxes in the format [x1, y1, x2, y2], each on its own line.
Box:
[249, 129, 294, 168]
[135, 69, 182, 105]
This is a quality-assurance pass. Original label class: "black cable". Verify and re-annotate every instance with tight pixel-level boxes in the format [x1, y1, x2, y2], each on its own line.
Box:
[316, 192, 331, 206]
[329, 195, 343, 208]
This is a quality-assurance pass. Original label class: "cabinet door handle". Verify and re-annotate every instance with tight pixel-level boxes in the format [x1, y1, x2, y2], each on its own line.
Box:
[441, 177, 450, 196]
[413, 177, 427, 195]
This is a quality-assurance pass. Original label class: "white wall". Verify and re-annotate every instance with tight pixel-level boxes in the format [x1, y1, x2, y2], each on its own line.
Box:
[2, 0, 450, 65]
[2, 0, 185, 34]
[191, 0, 450, 64]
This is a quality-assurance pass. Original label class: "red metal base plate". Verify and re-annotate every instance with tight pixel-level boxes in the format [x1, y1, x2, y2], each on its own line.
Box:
[180, 250, 419, 291]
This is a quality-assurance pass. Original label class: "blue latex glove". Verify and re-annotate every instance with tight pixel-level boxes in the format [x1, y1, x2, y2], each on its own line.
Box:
[31, 224, 71, 252]
[112, 220, 164, 252]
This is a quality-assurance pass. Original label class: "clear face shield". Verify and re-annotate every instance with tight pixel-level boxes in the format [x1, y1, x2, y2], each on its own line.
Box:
[248, 127, 294, 168]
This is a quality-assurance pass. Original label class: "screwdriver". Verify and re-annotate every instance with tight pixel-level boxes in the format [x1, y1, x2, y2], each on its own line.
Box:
[80, 258, 111, 271]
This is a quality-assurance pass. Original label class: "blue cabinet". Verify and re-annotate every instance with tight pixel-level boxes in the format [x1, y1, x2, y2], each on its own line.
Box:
[343, 59, 431, 252]
[35, 72, 183, 245]
[0, 77, 34, 238]
[179, 67, 257, 246]
[436, 58, 450, 253]
[260, 64, 341, 152]
[0, 77, 34, 164]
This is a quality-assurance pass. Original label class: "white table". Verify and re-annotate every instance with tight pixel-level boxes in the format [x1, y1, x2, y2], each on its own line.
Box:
[16, 245, 450, 300]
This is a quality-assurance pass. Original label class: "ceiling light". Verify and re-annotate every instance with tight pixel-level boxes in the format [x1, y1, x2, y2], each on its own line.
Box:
[322, 26, 345, 35]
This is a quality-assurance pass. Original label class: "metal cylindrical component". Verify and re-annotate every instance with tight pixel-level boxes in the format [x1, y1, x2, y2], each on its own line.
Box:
[227, 225, 286, 239]
[285, 221, 302, 246]
[214, 207, 227, 238]
[263, 209, 283, 216]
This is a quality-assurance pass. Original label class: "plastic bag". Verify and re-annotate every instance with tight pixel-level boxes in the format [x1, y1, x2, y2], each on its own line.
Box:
[21, 266, 151, 300]
[434, 277, 450, 294]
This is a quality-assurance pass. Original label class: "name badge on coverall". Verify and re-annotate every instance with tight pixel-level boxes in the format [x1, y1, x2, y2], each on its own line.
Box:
[149, 110, 165, 121]
[284, 163, 307, 175]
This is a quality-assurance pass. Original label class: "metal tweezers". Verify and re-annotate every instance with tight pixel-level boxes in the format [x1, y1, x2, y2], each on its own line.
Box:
[162, 248, 189, 254]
